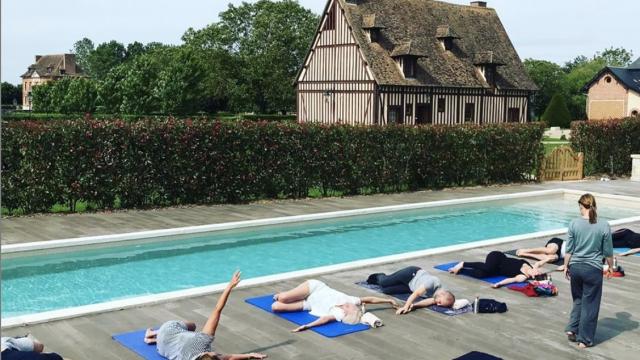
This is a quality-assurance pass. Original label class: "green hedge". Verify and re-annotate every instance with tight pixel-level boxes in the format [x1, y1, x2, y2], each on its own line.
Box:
[1, 120, 545, 214]
[571, 117, 640, 175]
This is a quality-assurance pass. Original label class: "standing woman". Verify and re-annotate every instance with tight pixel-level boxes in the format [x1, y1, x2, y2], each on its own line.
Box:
[564, 194, 614, 348]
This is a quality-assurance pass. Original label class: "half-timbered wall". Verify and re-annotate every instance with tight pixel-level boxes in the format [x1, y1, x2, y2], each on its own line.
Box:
[378, 86, 530, 125]
[296, 0, 376, 124]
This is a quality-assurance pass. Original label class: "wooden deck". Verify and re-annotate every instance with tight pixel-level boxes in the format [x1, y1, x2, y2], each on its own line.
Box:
[2, 181, 640, 359]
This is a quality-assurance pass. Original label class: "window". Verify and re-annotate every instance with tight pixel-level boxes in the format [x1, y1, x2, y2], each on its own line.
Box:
[405, 103, 413, 117]
[323, 3, 336, 31]
[484, 66, 496, 87]
[443, 38, 453, 51]
[369, 29, 380, 43]
[437, 98, 446, 113]
[403, 57, 416, 78]
[605, 76, 612, 84]
[464, 103, 475, 123]
[632, 110, 639, 117]
[388, 106, 402, 124]
[507, 107, 520, 123]
[416, 103, 432, 125]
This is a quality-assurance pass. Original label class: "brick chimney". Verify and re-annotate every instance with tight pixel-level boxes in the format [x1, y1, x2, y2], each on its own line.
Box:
[35, 55, 42, 62]
[470, 1, 487, 7]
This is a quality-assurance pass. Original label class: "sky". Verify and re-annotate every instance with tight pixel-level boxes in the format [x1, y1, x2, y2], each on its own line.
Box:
[2, 0, 638, 85]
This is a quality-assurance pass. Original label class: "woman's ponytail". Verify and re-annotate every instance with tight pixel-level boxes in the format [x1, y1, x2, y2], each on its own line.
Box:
[579, 193, 598, 224]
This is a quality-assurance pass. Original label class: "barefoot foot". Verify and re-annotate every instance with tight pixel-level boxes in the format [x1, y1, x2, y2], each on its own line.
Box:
[449, 262, 464, 275]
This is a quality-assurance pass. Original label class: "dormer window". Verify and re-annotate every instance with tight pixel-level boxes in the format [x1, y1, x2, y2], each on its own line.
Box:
[362, 14, 385, 43]
[391, 41, 427, 79]
[474, 51, 505, 88]
[403, 57, 417, 78]
[436, 25, 460, 52]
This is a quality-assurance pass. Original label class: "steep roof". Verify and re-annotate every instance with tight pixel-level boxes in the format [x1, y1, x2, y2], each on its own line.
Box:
[340, 0, 538, 90]
[582, 57, 640, 94]
[21, 54, 84, 79]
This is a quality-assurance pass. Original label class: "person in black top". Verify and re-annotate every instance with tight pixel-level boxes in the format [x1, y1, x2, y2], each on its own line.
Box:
[449, 251, 542, 288]
[613, 228, 640, 256]
[516, 237, 566, 268]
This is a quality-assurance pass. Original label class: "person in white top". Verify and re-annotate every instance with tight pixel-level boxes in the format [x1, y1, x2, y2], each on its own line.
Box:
[271, 280, 398, 332]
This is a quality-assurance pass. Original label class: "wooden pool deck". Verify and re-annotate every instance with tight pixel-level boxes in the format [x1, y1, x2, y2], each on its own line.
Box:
[2, 180, 640, 359]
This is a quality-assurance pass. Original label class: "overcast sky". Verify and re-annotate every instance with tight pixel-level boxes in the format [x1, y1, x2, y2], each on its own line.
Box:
[2, 0, 638, 84]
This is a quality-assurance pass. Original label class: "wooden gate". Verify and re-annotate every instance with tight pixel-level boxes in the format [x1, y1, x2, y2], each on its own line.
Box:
[540, 146, 584, 181]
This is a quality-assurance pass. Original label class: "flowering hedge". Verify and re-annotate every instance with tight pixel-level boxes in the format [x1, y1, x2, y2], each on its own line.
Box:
[1, 119, 545, 214]
[571, 117, 640, 176]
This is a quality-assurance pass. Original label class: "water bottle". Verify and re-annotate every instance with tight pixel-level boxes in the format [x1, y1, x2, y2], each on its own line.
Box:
[613, 257, 618, 271]
[473, 297, 479, 314]
[548, 274, 552, 283]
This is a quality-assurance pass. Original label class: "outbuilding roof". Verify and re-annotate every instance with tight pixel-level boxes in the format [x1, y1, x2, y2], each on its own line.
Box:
[582, 57, 640, 94]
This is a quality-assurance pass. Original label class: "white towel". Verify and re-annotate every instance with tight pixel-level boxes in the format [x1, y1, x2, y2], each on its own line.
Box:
[360, 312, 383, 328]
[452, 299, 471, 310]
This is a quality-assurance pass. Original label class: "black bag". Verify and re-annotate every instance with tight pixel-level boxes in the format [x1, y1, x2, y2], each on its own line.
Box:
[478, 299, 508, 313]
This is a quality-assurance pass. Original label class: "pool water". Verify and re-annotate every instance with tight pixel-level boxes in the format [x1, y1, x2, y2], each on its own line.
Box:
[2, 196, 638, 318]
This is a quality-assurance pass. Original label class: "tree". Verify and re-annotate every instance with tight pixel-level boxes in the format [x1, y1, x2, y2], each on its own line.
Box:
[72, 38, 95, 76]
[61, 78, 98, 113]
[31, 82, 56, 112]
[126, 41, 146, 60]
[563, 55, 589, 73]
[89, 40, 127, 79]
[596, 47, 633, 67]
[1, 82, 22, 106]
[524, 59, 566, 119]
[182, 0, 318, 113]
[542, 93, 572, 128]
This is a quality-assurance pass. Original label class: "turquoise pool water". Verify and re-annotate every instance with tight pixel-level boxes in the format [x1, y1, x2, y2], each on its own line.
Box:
[2, 196, 639, 318]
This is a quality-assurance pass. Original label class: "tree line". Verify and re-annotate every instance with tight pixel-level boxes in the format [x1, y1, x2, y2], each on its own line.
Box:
[15, 0, 317, 116]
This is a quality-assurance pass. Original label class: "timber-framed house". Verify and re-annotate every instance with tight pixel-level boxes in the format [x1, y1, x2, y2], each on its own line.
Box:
[295, 0, 538, 125]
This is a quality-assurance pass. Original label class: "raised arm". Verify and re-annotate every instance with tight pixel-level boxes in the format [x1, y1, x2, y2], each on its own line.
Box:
[220, 353, 268, 360]
[291, 315, 335, 332]
[202, 271, 241, 337]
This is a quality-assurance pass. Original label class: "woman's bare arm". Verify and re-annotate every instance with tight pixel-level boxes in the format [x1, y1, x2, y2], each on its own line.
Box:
[492, 274, 527, 288]
[202, 271, 241, 336]
[291, 315, 335, 332]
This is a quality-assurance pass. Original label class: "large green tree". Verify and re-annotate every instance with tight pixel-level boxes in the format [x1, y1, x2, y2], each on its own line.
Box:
[72, 37, 95, 75]
[89, 40, 128, 79]
[182, 0, 318, 113]
[523, 59, 566, 119]
[61, 78, 98, 113]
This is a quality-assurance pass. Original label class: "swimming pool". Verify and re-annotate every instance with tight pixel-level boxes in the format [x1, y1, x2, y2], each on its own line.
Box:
[2, 190, 640, 323]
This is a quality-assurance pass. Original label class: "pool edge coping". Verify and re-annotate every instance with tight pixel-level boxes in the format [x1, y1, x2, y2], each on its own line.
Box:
[3, 188, 640, 328]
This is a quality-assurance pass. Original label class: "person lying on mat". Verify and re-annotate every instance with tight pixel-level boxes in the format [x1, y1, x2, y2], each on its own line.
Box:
[365, 266, 456, 314]
[449, 251, 543, 288]
[143, 271, 267, 360]
[271, 279, 398, 332]
[613, 228, 640, 254]
[1, 334, 63, 360]
[516, 237, 566, 268]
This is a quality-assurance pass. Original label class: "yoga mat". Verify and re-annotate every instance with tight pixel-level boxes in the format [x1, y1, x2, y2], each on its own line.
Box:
[434, 262, 528, 288]
[355, 281, 472, 316]
[112, 329, 165, 360]
[245, 295, 369, 338]
[453, 351, 503, 360]
[503, 250, 564, 265]
[615, 247, 640, 257]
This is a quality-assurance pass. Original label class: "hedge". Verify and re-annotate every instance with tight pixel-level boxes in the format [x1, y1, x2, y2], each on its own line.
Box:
[1, 119, 545, 214]
[571, 117, 640, 176]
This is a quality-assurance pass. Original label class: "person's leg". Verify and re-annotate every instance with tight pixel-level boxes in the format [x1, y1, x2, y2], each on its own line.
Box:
[516, 246, 550, 256]
[380, 284, 411, 295]
[0, 350, 63, 360]
[459, 251, 504, 278]
[577, 265, 603, 346]
[271, 300, 305, 312]
[566, 265, 585, 337]
[144, 328, 158, 344]
[274, 281, 310, 304]
[377, 266, 421, 288]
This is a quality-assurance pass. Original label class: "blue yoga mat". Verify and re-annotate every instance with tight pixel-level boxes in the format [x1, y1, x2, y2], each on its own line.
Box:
[615, 247, 640, 256]
[245, 295, 370, 338]
[434, 262, 528, 287]
[453, 351, 503, 360]
[355, 282, 472, 316]
[112, 329, 165, 360]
